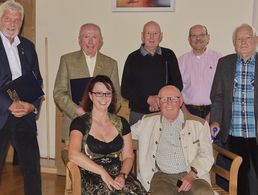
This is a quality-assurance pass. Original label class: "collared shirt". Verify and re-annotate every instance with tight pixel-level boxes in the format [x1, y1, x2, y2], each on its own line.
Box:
[84, 53, 96, 77]
[178, 49, 222, 105]
[230, 54, 256, 138]
[140, 44, 162, 56]
[156, 111, 188, 174]
[0, 32, 21, 80]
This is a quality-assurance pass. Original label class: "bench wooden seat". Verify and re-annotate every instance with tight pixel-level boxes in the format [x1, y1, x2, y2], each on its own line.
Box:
[62, 140, 242, 195]
[59, 101, 242, 195]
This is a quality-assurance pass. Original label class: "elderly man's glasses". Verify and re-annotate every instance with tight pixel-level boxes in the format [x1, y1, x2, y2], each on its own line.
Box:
[235, 36, 254, 44]
[91, 91, 112, 97]
[190, 34, 207, 39]
[159, 96, 180, 103]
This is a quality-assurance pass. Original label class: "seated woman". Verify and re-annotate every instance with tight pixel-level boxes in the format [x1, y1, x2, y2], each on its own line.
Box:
[69, 75, 147, 194]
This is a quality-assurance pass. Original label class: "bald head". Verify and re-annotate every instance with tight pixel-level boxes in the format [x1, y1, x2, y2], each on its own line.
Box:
[158, 85, 183, 122]
[158, 85, 181, 97]
[143, 21, 161, 34]
[141, 20, 163, 55]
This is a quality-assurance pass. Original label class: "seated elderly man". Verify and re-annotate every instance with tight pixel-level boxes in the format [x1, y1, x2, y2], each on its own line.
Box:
[131, 85, 214, 195]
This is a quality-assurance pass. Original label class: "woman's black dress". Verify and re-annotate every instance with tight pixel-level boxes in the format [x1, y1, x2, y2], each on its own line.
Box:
[70, 112, 147, 195]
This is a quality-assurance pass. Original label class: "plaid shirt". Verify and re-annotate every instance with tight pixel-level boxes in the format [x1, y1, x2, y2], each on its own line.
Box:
[230, 54, 256, 138]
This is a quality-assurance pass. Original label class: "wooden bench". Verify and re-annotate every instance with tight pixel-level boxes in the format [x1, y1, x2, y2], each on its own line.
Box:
[62, 140, 242, 195]
[59, 101, 242, 195]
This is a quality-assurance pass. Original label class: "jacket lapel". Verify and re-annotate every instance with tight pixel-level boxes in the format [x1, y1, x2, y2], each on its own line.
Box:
[0, 37, 12, 87]
[93, 52, 104, 76]
[17, 40, 30, 74]
[227, 55, 238, 104]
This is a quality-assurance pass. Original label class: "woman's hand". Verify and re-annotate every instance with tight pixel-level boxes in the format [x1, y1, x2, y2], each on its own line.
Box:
[100, 170, 122, 190]
[114, 174, 125, 190]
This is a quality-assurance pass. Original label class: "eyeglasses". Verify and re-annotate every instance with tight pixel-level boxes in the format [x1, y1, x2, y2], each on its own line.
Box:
[159, 96, 180, 103]
[190, 34, 207, 39]
[235, 36, 254, 44]
[91, 91, 112, 97]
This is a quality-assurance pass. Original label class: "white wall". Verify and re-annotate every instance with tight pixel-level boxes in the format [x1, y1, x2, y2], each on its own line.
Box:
[36, 0, 254, 158]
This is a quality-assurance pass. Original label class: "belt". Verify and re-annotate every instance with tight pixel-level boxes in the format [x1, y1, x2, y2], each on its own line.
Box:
[185, 104, 211, 112]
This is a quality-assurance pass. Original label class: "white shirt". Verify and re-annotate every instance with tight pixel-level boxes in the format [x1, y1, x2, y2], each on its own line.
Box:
[0, 32, 22, 80]
[84, 53, 96, 77]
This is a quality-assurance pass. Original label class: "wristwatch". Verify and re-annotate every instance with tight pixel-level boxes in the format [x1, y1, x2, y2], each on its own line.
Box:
[118, 172, 128, 179]
[190, 166, 198, 175]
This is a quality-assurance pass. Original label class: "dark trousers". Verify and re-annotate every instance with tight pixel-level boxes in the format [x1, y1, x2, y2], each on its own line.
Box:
[129, 111, 145, 125]
[185, 105, 210, 119]
[0, 115, 42, 195]
[228, 135, 258, 195]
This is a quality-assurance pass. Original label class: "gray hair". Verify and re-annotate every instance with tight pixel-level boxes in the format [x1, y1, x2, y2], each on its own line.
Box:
[232, 24, 257, 45]
[0, 0, 24, 21]
[188, 25, 208, 37]
[78, 23, 103, 41]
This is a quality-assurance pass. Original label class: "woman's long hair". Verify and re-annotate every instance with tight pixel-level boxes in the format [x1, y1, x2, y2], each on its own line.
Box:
[80, 75, 117, 113]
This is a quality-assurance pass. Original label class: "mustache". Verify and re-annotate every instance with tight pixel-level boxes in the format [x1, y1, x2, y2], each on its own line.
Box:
[194, 39, 204, 44]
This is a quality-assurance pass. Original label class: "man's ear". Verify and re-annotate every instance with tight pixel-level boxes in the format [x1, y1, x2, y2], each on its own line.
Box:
[179, 96, 184, 107]
[141, 32, 144, 43]
[255, 36, 258, 44]
[159, 32, 163, 43]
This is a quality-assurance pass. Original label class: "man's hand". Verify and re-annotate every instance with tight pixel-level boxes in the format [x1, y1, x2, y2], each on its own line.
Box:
[9, 101, 35, 117]
[210, 122, 220, 138]
[147, 95, 160, 112]
[178, 171, 197, 192]
[75, 106, 86, 117]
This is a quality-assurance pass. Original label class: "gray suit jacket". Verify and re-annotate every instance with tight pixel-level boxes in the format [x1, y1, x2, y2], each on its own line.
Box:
[210, 53, 258, 143]
[53, 50, 120, 141]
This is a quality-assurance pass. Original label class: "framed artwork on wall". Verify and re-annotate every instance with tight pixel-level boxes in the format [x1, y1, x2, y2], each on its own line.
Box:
[112, 0, 175, 12]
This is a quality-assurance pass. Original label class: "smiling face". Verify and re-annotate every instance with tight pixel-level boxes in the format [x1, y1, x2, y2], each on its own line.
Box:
[233, 25, 258, 61]
[79, 24, 103, 57]
[0, 9, 22, 43]
[141, 21, 163, 55]
[89, 82, 112, 112]
[158, 86, 183, 121]
[188, 25, 210, 55]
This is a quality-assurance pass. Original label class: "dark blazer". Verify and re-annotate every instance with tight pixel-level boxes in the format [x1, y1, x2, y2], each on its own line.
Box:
[210, 53, 258, 143]
[0, 36, 42, 129]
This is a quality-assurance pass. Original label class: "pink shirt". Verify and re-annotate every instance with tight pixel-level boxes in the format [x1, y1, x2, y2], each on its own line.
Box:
[178, 49, 222, 105]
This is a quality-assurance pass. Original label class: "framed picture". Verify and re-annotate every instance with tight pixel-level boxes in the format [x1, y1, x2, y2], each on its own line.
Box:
[112, 0, 175, 12]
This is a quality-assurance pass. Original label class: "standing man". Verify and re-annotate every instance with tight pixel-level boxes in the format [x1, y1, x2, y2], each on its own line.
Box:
[121, 20, 183, 125]
[0, 1, 42, 195]
[210, 24, 258, 195]
[54, 23, 120, 142]
[131, 85, 214, 194]
[178, 25, 221, 121]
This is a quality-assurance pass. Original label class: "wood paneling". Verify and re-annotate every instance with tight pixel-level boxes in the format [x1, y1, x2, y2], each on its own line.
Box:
[17, 0, 36, 43]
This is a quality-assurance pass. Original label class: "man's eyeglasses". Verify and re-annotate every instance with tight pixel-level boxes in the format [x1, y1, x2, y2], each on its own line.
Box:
[159, 96, 180, 103]
[91, 91, 112, 97]
[190, 33, 207, 39]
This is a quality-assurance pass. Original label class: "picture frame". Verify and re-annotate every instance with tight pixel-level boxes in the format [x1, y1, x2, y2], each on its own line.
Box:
[112, 0, 175, 12]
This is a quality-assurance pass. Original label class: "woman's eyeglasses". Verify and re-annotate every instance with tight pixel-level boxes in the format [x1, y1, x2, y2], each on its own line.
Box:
[91, 91, 112, 97]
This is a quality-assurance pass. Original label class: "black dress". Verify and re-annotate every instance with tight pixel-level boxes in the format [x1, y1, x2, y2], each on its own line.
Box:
[70, 112, 147, 195]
